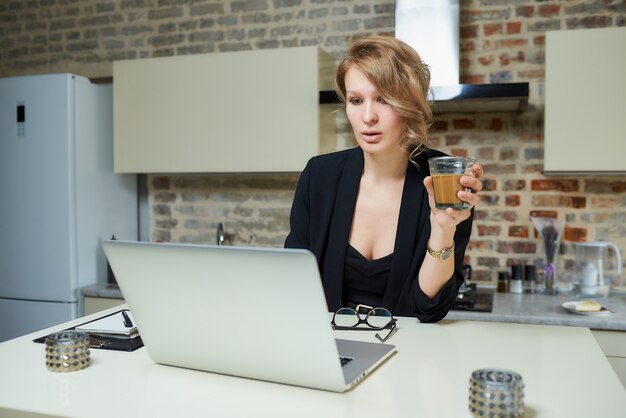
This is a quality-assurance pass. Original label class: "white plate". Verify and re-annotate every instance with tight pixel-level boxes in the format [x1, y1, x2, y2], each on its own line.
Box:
[561, 301, 612, 316]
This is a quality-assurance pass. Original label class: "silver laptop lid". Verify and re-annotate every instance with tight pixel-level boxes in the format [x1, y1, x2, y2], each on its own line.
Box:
[102, 240, 348, 391]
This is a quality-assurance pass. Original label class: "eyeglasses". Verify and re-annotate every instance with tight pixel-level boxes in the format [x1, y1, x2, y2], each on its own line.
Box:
[331, 305, 397, 343]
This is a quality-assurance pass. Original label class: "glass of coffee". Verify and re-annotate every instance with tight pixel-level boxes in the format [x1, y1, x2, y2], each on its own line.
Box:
[428, 156, 476, 210]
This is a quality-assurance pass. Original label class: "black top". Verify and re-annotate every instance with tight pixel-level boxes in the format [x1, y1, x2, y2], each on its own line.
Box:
[285, 147, 474, 322]
[343, 245, 393, 309]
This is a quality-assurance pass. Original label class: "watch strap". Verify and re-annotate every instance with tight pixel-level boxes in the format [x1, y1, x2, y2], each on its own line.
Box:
[427, 242, 455, 260]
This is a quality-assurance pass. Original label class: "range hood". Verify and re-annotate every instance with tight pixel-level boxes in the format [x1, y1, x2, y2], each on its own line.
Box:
[320, 0, 529, 113]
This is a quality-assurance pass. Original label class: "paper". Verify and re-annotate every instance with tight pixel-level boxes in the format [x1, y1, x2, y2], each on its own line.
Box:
[76, 310, 139, 338]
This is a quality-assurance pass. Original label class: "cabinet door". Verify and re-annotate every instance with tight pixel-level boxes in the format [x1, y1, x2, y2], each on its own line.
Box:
[113, 47, 335, 173]
[544, 27, 626, 174]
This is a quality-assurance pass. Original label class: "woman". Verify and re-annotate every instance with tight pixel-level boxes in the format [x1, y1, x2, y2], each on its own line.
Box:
[285, 36, 483, 322]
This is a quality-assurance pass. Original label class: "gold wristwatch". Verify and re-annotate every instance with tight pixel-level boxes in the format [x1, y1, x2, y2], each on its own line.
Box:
[427, 242, 455, 260]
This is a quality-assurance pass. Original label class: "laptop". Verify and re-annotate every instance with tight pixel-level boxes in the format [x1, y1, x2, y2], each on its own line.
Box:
[101, 240, 396, 392]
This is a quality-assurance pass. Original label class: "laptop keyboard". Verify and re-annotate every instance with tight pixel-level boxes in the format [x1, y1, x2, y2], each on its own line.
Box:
[340, 356, 354, 367]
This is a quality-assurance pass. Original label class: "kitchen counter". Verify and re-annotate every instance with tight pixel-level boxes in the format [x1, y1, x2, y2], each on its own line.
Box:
[0, 305, 624, 417]
[446, 290, 626, 331]
[81, 283, 124, 299]
[84, 283, 626, 331]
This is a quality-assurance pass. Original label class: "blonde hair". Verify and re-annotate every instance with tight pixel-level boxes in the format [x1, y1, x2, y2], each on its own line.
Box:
[335, 35, 433, 161]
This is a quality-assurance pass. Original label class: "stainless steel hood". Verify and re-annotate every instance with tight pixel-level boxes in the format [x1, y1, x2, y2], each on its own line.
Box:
[320, 0, 529, 113]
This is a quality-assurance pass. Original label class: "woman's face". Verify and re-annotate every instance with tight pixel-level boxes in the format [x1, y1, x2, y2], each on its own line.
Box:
[344, 65, 405, 156]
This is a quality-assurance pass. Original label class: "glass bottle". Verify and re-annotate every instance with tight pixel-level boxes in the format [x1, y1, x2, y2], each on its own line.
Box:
[497, 272, 510, 293]
[510, 265, 524, 294]
[524, 265, 536, 294]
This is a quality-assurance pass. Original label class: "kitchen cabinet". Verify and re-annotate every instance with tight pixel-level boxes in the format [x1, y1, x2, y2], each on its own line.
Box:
[113, 47, 336, 173]
[84, 296, 125, 315]
[592, 330, 626, 389]
[544, 27, 626, 174]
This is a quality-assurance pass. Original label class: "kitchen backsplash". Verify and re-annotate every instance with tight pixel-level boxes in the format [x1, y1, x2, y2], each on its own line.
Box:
[2, 0, 625, 283]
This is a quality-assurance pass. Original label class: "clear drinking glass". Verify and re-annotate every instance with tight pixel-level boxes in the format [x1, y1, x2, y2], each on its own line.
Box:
[428, 156, 476, 210]
[468, 368, 525, 418]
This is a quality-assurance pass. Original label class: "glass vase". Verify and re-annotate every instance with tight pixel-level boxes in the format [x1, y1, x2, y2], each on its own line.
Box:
[530, 216, 565, 295]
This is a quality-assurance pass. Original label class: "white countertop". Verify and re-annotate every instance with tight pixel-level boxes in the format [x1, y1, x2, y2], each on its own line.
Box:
[446, 291, 626, 330]
[1, 306, 625, 417]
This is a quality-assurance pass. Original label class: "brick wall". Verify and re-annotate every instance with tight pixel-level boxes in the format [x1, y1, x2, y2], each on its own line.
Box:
[2, 0, 626, 285]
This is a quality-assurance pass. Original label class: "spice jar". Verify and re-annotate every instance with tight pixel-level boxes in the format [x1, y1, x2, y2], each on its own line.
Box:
[524, 265, 536, 294]
[497, 271, 510, 293]
[510, 265, 524, 294]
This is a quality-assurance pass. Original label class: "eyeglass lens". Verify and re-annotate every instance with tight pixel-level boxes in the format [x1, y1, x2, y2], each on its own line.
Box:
[333, 307, 393, 328]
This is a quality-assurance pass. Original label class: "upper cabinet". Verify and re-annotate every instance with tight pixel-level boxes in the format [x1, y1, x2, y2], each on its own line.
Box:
[113, 47, 336, 173]
[544, 27, 626, 175]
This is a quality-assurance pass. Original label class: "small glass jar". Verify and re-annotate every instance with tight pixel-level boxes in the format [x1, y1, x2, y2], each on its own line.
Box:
[497, 271, 510, 293]
[510, 265, 524, 294]
[524, 265, 536, 294]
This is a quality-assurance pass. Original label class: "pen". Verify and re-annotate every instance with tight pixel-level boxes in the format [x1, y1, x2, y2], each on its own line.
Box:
[122, 310, 133, 328]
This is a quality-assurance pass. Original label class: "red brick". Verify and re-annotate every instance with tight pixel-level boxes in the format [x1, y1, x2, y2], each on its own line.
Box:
[154, 192, 176, 203]
[531, 179, 580, 192]
[509, 226, 529, 238]
[490, 118, 503, 131]
[484, 23, 503, 36]
[585, 180, 626, 193]
[477, 147, 495, 160]
[478, 56, 494, 66]
[500, 211, 518, 222]
[153, 176, 170, 190]
[480, 195, 500, 206]
[505, 195, 520, 206]
[520, 132, 542, 142]
[499, 149, 516, 160]
[460, 74, 486, 84]
[516, 6, 534, 18]
[453, 119, 476, 129]
[538, 4, 560, 17]
[522, 164, 544, 173]
[498, 38, 527, 48]
[572, 15, 611, 28]
[450, 148, 468, 157]
[518, 69, 544, 79]
[534, 35, 545, 46]
[461, 25, 479, 38]
[477, 225, 501, 236]
[425, 137, 442, 148]
[497, 241, 536, 254]
[468, 239, 493, 251]
[564, 226, 587, 243]
[590, 196, 619, 208]
[482, 179, 497, 191]
[476, 257, 500, 268]
[472, 271, 492, 282]
[529, 210, 558, 219]
[506, 21, 522, 34]
[462, 41, 477, 52]
[482, 163, 515, 175]
[473, 210, 489, 221]
[503, 180, 525, 191]
[531, 195, 586, 208]
[445, 134, 463, 145]
[430, 120, 448, 131]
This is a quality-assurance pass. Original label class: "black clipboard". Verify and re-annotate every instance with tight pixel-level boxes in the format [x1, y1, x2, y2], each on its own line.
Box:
[33, 309, 144, 352]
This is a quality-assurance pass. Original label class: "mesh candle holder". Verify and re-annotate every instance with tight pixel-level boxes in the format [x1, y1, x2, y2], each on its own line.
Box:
[45, 331, 91, 372]
[469, 368, 525, 418]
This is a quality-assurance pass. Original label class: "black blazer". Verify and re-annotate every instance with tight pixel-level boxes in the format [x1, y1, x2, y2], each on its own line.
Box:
[285, 147, 473, 322]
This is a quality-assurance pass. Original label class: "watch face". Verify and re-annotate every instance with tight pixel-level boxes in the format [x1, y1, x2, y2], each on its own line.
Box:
[441, 250, 451, 260]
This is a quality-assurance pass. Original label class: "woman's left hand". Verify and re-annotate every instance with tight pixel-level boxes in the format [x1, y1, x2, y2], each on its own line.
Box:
[423, 163, 483, 228]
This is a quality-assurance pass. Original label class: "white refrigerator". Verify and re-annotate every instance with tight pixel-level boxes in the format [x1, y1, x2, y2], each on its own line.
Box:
[0, 74, 137, 342]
